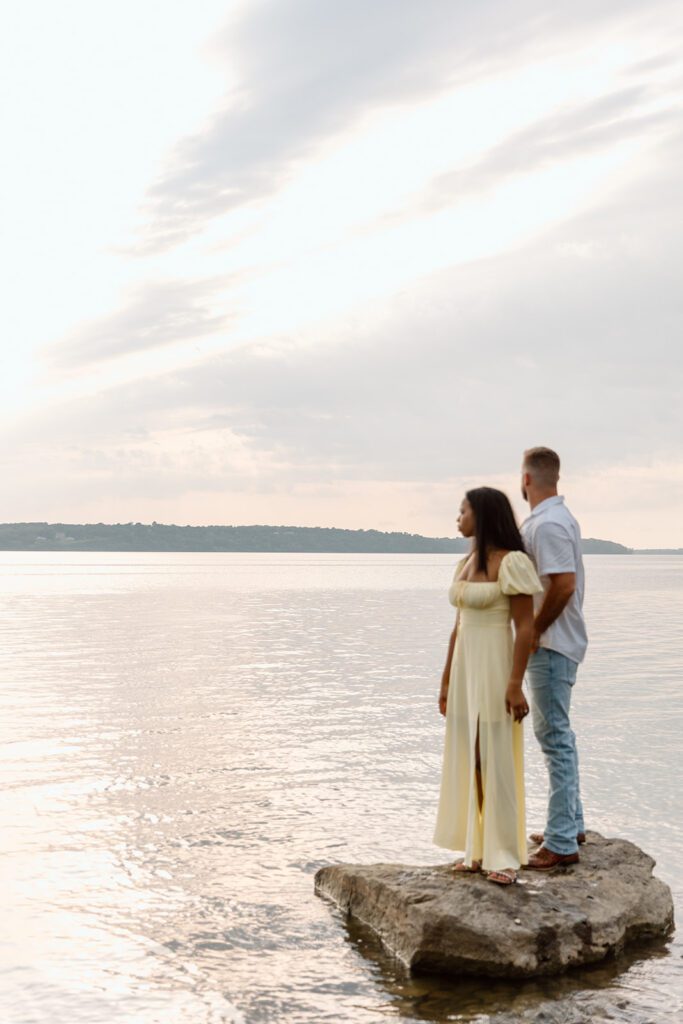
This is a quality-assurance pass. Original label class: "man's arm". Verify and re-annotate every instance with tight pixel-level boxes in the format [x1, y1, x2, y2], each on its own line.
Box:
[531, 521, 577, 651]
[532, 572, 576, 650]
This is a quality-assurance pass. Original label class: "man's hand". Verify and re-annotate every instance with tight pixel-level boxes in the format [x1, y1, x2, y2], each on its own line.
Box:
[438, 682, 449, 717]
[505, 681, 529, 723]
[530, 629, 541, 654]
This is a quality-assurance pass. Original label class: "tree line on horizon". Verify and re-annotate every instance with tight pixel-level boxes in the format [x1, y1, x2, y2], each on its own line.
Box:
[0, 522, 644, 554]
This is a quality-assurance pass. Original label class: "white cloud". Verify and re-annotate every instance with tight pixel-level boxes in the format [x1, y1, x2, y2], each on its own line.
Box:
[47, 278, 235, 370]
[141, 0, 679, 248]
[1, 0, 682, 546]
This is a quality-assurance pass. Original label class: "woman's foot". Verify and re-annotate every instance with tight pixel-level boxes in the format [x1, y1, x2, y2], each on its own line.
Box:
[488, 868, 517, 885]
[453, 859, 482, 874]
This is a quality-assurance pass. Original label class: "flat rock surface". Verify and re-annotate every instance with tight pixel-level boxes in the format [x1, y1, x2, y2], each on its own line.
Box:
[314, 832, 674, 978]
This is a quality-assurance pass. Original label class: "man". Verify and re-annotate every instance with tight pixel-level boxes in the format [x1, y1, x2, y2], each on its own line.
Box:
[520, 447, 588, 869]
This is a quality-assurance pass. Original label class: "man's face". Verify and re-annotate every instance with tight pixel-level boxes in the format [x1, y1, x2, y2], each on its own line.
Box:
[521, 463, 529, 502]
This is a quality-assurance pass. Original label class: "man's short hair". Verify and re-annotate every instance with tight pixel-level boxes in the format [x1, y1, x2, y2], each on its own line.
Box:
[524, 446, 560, 485]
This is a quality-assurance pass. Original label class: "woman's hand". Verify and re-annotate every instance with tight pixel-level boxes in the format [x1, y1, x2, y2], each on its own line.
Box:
[438, 681, 449, 717]
[505, 680, 529, 723]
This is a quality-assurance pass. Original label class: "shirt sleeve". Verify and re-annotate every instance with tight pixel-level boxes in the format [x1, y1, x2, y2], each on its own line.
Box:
[533, 521, 576, 575]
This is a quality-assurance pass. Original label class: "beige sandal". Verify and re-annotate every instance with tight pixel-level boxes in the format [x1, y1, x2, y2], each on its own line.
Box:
[453, 859, 482, 874]
[488, 868, 517, 885]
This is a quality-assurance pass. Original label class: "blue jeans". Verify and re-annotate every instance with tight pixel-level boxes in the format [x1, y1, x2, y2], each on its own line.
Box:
[526, 648, 585, 855]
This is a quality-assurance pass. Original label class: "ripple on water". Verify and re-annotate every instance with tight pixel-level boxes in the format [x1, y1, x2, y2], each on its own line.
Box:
[0, 553, 681, 1023]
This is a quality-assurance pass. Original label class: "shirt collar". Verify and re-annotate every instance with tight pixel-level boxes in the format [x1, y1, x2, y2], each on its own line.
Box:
[528, 495, 565, 518]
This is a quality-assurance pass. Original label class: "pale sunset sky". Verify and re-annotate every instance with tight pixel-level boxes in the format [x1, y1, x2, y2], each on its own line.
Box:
[2, 1, 682, 547]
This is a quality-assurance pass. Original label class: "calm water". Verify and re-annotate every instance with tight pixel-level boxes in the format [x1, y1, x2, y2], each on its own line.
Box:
[0, 553, 681, 1024]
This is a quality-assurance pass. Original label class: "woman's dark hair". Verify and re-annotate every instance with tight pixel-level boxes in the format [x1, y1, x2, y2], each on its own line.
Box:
[465, 486, 525, 573]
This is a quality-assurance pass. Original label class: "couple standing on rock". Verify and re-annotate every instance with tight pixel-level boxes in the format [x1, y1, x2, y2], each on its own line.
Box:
[433, 447, 588, 886]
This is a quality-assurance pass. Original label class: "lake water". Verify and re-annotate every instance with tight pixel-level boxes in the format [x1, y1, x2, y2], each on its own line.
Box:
[0, 553, 681, 1023]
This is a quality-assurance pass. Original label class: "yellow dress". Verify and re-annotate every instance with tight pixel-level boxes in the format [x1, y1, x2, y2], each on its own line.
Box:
[433, 550, 542, 871]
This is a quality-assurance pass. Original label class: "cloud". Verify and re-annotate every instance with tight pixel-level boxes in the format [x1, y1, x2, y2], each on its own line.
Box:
[4, 1, 683, 546]
[46, 277, 234, 369]
[19, 124, 683, 492]
[139, 0, 672, 250]
[418, 87, 679, 215]
[7, 143, 683, 546]
[49, 75, 679, 376]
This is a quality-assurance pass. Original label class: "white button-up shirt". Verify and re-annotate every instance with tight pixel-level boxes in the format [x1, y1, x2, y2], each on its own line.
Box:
[521, 495, 588, 664]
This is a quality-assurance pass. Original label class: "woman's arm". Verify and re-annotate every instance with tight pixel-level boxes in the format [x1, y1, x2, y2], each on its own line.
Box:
[438, 614, 458, 716]
[506, 594, 533, 722]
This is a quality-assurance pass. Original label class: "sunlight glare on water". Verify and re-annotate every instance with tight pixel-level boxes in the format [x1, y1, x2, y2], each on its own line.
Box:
[0, 553, 681, 1023]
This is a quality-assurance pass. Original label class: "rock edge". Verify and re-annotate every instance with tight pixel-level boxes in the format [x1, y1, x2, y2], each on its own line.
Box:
[314, 833, 674, 978]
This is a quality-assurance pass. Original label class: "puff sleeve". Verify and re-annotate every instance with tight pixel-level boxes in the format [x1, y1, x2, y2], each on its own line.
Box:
[499, 550, 542, 596]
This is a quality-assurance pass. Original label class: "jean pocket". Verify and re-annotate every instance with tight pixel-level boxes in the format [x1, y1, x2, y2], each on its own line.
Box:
[562, 657, 578, 686]
[549, 650, 578, 685]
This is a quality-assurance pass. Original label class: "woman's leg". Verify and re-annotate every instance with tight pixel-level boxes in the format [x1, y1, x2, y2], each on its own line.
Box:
[480, 718, 523, 879]
[474, 719, 484, 812]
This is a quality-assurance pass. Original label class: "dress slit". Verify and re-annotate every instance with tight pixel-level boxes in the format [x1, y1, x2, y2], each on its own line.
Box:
[474, 715, 483, 813]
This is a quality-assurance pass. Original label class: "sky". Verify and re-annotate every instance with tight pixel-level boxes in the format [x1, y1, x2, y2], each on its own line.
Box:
[1, 0, 682, 547]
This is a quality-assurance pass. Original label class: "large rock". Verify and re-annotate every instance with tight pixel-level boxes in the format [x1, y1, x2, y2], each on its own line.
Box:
[314, 832, 674, 978]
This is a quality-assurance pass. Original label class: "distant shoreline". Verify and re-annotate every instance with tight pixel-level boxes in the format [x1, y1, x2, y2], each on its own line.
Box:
[0, 522, 678, 554]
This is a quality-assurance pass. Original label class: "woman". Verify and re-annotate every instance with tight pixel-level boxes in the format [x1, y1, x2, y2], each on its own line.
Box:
[433, 487, 541, 885]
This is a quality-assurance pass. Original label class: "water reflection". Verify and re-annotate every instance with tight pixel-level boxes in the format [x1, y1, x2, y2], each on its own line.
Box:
[0, 553, 681, 1023]
[337, 910, 674, 1022]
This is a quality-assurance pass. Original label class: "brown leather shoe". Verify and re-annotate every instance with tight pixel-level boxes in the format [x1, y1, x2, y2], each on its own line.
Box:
[529, 831, 586, 846]
[526, 846, 580, 870]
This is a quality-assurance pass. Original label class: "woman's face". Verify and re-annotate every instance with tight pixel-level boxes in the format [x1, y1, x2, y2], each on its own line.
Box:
[457, 497, 475, 538]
